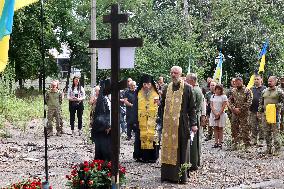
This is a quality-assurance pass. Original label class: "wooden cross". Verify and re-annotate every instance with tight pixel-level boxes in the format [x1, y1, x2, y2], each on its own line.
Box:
[89, 4, 142, 188]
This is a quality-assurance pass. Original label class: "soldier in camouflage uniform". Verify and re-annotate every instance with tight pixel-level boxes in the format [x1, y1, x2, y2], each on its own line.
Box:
[280, 76, 284, 133]
[204, 81, 216, 141]
[226, 78, 236, 123]
[258, 76, 284, 155]
[228, 77, 252, 150]
[186, 73, 206, 170]
[46, 81, 63, 137]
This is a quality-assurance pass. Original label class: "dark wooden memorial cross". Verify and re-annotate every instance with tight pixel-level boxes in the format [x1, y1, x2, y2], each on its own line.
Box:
[89, 4, 142, 188]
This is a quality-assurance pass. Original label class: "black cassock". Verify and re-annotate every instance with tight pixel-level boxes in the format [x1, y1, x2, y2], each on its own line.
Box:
[133, 74, 160, 163]
[133, 127, 160, 163]
[91, 91, 111, 161]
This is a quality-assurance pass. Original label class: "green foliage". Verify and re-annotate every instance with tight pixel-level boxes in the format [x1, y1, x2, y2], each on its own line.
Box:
[6, 0, 284, 87]
[178, 163, 191, 182]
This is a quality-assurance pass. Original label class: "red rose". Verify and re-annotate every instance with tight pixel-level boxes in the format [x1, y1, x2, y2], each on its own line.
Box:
[97, 164, 102, 171]
[80, 180, 85, 185]
[84, 167, 90, 172]
[90, 163, 95, 168]
[107, 172, 111, 177]
[107, 162, 111, 168]
[49, 186, 53, 189]
[84, 161, 89, 167]
[88, 180, 94, 185]
[120, 167, 126, 174]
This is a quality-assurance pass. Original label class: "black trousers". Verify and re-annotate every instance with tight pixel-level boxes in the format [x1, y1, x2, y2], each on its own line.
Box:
[69, 102, 84, 130]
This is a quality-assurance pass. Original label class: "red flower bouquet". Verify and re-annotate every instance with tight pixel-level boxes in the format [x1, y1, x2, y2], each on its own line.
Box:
[66, 160, 126, 189]
[2, 177, 52, 189]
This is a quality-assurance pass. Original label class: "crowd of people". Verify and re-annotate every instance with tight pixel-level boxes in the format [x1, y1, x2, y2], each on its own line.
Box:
[45, 66, 284, 184]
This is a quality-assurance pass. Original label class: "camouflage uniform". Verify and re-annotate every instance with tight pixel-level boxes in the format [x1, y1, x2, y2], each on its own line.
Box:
[191, 85, 205, 167]
[229, 86, 252, 147]
[205, 91, 214, 139]
[46, 90, 63, 136]
[226, 87, 234, 122]
[258, 87, 284, 154]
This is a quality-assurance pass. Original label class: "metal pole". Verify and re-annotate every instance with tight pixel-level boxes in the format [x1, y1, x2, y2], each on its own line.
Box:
[90, 0, 97, 87]
[40, 0, 49, 187]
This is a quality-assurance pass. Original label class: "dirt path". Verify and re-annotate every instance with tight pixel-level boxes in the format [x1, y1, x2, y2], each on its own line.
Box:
[1, 120, 284, 188]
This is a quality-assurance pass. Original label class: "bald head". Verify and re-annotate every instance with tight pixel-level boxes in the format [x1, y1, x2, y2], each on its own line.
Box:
[186, 73, 198, 86]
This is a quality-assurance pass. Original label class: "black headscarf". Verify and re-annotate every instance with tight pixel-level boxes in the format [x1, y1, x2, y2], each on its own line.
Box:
[136, 74, 159, 94]
[93, 79, 111, 132]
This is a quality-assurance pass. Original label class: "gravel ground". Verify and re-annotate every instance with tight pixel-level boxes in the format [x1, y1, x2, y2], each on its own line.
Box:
[1, 120, 284, 189]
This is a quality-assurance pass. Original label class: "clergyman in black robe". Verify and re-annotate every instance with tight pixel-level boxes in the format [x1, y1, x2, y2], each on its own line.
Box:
[133, 74, 160, 163]
[160, 66, 197, 184]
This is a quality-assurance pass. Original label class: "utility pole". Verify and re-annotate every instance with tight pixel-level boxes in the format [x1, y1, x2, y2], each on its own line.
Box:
[91, 0, 96, 87]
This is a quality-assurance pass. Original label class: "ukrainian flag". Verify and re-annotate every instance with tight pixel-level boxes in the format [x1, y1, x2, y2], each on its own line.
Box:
[213, 51, 223, 84]
[258, 40, 268, 74]
[247, 40, 269, 89]
[0, 0, 39, 73]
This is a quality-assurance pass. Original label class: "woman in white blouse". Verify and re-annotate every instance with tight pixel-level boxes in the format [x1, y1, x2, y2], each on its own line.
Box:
[67, 76, 86, 136]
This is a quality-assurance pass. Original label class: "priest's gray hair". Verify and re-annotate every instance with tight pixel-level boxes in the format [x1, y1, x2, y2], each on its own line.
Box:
[171, 66, 182, 74]
[186, 73, 198, 82]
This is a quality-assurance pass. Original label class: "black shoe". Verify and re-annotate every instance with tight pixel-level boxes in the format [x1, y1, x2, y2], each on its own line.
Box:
[212, 143, 219, 148]
[205, 136, 212, 141]
[188, 166, 198, 172]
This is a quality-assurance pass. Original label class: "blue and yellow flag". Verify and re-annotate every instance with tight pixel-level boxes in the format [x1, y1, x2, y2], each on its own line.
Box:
[0, 0, 39, 73]
[247, 40, 269, 89]
[0, 0, 15, 40]
[258, 40, 268, 74]
[213, 51, 223, 84]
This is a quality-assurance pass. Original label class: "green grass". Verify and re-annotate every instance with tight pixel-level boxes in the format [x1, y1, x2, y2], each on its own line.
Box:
[0, 92, 91, 135]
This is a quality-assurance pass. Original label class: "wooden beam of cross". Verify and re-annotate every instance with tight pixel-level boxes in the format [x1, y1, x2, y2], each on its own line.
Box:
[89, 4, 142, 188]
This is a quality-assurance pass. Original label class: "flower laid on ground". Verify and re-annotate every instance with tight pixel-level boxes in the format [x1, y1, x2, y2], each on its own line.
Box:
[66, 159, 126, 189]
[1, 177, 52, 189]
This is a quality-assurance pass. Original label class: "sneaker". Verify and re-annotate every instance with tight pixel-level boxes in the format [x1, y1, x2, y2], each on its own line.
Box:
[71, 130, 75, 137]
[78, 130, 82, 136]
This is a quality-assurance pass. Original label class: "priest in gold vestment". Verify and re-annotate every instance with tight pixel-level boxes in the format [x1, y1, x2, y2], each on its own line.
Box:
[160, 66, 197, 183]
[133, 74, 160, 162]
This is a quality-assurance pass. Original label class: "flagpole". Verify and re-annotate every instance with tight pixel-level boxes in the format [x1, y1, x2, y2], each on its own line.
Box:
[40, 0, 49, 188]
